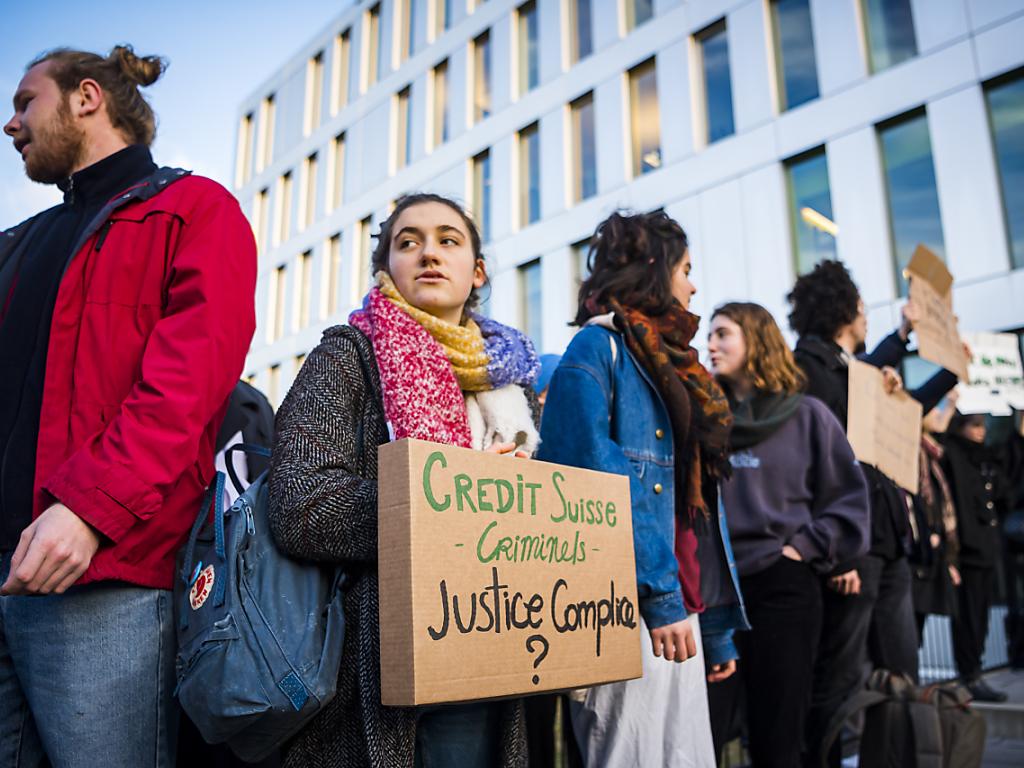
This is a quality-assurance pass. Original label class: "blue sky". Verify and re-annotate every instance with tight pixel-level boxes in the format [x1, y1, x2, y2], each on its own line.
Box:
[0, 0, 346, 227]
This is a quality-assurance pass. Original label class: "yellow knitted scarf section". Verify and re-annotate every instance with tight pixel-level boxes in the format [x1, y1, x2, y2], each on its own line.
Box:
[377, 272, 492, 391]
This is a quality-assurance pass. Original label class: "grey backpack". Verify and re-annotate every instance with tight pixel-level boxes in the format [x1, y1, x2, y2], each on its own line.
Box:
[174, 444, 346, 762]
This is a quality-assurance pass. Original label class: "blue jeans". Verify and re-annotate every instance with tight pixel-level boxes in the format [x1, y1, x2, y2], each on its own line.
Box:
[414, 702, 502, 768]
[0, 553, 177, 767]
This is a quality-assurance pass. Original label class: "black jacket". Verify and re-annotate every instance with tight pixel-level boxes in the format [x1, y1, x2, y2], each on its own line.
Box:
[794, 332, 958, 566]
[941, 434, 1012, 569]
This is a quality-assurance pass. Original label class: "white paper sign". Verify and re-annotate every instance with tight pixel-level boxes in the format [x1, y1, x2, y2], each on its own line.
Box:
[957, 332, 1024, 416]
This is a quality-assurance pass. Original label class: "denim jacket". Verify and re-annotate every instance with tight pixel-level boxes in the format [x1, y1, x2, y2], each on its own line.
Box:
[538, 324, 748, 665]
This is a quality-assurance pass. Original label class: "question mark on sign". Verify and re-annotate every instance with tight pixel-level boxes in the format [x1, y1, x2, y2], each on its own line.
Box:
[525, 634, 549, 685]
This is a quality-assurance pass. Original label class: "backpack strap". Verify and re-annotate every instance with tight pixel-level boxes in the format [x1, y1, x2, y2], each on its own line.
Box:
[224, 442, 272, 496]
[179, 471, 226, 630]
[819, 689, 890, 768]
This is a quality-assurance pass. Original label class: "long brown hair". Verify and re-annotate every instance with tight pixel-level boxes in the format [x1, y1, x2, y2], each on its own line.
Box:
[30, 45, 166, 146]
[712, 302, 806, 395]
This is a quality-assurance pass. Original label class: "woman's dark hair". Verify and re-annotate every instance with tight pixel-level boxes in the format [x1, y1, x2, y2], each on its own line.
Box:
[786, 259, 861, 340]
[574, 210, 689, 325]
[31, 45, 167, 146]
[370, 192, 487, 309]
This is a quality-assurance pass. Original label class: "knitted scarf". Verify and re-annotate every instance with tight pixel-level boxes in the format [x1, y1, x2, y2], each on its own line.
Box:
[920, 433, 957, 548]
[350, 273, 539, 448]
[596, 297, 733, 519]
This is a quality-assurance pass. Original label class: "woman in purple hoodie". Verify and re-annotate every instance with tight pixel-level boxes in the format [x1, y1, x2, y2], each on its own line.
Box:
[705, 302, 869, 768]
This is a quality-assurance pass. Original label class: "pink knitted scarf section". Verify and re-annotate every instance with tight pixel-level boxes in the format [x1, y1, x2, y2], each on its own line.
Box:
[350, 286, 473, 448]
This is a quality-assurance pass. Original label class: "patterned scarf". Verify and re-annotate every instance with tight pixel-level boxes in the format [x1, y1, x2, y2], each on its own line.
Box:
[350, 273, 539, 447]
[920, 433, 957, 545]
[596, 297, 733, 519]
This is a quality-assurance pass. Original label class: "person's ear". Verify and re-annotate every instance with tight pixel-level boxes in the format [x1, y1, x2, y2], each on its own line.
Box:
[71, 78, 103, 119]
[472, 258, 487, 289]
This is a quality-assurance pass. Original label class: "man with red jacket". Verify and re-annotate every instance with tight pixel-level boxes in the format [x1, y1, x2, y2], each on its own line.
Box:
[0, 45, 256, 766]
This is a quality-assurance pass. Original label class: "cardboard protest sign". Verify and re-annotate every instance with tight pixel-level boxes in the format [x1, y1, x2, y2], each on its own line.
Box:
[847, 360, 923, 494]
[905, 245, 969, 382]
[957, 332, 1024, 416]
[378, 438, 642, 706]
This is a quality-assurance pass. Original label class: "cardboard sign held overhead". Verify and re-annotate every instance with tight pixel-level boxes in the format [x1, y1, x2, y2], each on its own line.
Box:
[847, 360, 924, 494]
[905, 245, 969, 382]
[957, 332, 1024, 416]
[378, 439, 642, 706]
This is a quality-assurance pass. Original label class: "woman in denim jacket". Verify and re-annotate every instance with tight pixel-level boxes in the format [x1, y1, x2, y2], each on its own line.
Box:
[538, 211, 746, 767]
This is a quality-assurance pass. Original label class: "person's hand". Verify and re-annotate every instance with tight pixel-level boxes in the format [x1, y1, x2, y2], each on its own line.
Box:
[707, 660, 736, 683]
[881, 366, 904, 395]
[649, 620, 697, 663]
[781, 544, 803, 562]
[827, 569, 861, 596]
[900, 302, 921, 341]
[961, 340, 973, 365]
[1, 504, 100, 596]
[929, 533, 942, 549]
[949, 565, 962, 587]
[946, 388, 960, 406]
[485, 441, 529, 459]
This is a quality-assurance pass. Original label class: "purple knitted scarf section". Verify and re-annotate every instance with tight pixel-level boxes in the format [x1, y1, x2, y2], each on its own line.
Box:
[473, 313, 541, 390]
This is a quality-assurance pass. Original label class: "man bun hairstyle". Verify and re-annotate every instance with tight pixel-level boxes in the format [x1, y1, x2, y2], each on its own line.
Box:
[575, 210, 689, 325]
[786, 259, 862, 340]
[30, 44, 167, 146]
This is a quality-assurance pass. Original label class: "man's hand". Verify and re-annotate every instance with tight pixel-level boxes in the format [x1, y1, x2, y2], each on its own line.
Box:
[485, 441, 530, 459]
[899, 302, 921, 342]
[781, 544, 803, 562]
[707, 660, 736, 683]
[649, 619, 697, 663]
[827, 569, 861, 596]
[1, 504, 100, 596]
[881, 366, 904, 395]
[949, 565, 962, 588]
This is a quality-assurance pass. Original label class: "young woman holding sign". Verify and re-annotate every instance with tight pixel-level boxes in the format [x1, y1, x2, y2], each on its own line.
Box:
[705, 302, 869, 767]
[268, 194, 540, 767]
[539, 211, 746, 767]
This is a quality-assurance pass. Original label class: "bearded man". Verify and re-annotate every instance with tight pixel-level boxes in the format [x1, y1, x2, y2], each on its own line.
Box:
[0, 46, 255, 767]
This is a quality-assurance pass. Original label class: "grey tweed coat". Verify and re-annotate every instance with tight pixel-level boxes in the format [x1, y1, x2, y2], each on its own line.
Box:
[267, 325, 528, 768]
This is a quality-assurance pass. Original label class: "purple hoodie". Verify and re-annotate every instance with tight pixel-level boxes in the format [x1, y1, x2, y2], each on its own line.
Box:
[721, 396, 870, 577]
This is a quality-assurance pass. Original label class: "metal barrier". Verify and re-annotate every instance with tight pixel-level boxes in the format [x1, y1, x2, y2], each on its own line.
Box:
[919, 604, 1010, 683]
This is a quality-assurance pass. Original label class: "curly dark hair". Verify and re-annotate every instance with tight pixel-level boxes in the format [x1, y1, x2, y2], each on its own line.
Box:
[574, 210, 689, 325]
[786, 259, 861, 340]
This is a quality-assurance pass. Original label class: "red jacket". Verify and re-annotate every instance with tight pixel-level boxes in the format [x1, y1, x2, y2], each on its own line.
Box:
[31, 169, 256, 589]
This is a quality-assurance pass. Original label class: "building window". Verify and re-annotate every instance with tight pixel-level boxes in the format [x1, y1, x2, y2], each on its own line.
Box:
[257, 94, 275, 173]
[325, 233, 342, 317]
[432, 59, 450, 147]
[519, 259, 543, 351]
[396, 86, 412, 170]
[297, 250, 313, 329]
[519, 122, 541, 227]
[571, 92, 597, 201]
[253, 187, 269, 252]
[629, 58, 661, 176]
[328, 133, 345, 212]
[473, 30, 492, 123]
[365, 3, 382, 90]
[986, 71, 1024, 270]
[624, 0, 654, 32]
[294, 354, 307, 376]
[269, 265, 287, 342]
[878, 110, 945, 296]
[305, 51, 324, 134]
[356, 215, 374, 303]
[771, 0, 819, 111]
[301, 153, 318, 231]
[569, 0, 593, 65]
[472, 150, 492, 243]
[436, 0, 452, 36]
[785, 148, 837, 275]
[332, 29, 351, 114]
[698, 21, 735, 144]
[398, 0, 414, 63]
[236, 112, 254, 187]
[518, 1, 539, 96]
[274, 171, 293, 246]
[861, 0, 917, 73]
[572, 238, 591, 290]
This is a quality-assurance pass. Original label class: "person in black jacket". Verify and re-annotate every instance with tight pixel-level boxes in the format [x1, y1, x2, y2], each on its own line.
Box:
[942, 412, 1012, 702]
[786, 261, 959, 768]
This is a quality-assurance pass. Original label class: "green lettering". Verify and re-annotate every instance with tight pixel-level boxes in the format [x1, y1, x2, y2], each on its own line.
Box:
[455, 474, 478, 513]
[551, 471, 568, 523]
[494, 479, 515, 513]
[477, 478, 495, 512]
[422, 452, 450, 512]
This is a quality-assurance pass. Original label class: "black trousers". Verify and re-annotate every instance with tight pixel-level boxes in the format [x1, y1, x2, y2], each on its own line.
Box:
[709, 557, 822, 768]
[805, 554, 918, 768]
[952, 566, 995, 680]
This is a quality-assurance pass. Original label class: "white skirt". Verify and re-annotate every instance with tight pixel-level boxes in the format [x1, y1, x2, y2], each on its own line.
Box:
[569, 614, 716, 768]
